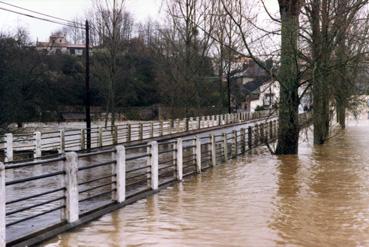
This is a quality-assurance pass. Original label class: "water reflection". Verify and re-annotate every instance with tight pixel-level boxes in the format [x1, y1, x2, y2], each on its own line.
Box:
[44, 121, 369, 247]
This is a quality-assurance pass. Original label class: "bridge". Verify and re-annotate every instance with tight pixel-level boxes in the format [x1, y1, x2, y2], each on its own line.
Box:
[0, 112, 311, 247]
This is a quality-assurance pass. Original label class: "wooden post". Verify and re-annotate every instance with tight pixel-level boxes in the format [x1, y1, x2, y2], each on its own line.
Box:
[150, 141, 159, 191]
[248, 126, 253, 149]
[197, 117, 201, 129]
[34, 131, 42, 158]
[196, 136, 201, 173]
[98, 127, 103, 147]
[223, 133, 228, 161]
[114, 145, 126, 203]
[186, 118, 190, 132]
[64, 152, 79, 223]
[5, 133, 13, 162]
[233, 130, 238, 157]
[80, 129, 85, 150]
[59, 130, 65, 154]
[176, 138, 183, 181]
[0, 162, 5, 247]
[211, 134, 216, 167]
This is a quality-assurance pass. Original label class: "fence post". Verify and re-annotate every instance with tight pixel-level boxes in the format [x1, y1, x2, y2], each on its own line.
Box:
[160, 121, 164, 136]
[186, 118, 190, 132]
[98, 127, 103, 147]
[170, 119, 174, 134]
[241, 128, 246, 154]
[197, 117, 201, 129]
[127, 124, 131, 142]
[59, 130, 65, 154]
[151, 122, 154, 137]
[196, 136, 201, 173]
[34, 131, 42, 158]
[140, 123, 144, 140]
[113, 126, 118, 145]
[64, 152, 79, 223]
[269, 121, 273, 140]
[150, 141, 159, 191]
[211, 134, 216, 167]
[260, 123, 265, 143]
[5, 133, 13, 162]
[80, 129, 85, 150]
[176, 138, 183, 181]
[0, 162, 5, 247]
[114, 145, 126, 203]
[233, 130, 238, 157]
[248, 126, 253, 150]
[223, 133, 228, 161]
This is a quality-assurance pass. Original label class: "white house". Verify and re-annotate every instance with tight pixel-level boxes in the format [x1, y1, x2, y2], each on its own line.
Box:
[36, 32, 86, 56]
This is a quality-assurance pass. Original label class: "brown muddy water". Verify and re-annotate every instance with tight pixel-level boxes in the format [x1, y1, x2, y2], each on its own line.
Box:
[43, 120, 369, 247]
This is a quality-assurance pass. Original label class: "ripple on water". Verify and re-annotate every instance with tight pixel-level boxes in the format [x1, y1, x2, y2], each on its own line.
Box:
[43, 121, 369, 247]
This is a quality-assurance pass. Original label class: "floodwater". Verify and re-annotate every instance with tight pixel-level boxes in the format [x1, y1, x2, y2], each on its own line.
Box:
[44, 120, 369, 247]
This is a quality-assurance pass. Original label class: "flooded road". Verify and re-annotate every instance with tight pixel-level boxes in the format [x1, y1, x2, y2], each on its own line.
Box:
[44, 120, 369, 247]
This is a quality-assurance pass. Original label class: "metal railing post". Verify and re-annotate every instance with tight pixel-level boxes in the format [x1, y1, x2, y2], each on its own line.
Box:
[114, 145, 126, 203]
[64, 152, 79, 223]
[196, 136, 201, 173]
[34, 131, 42, 158]
[150, 141, 159, 191]
[176, 138, 183, 181]
[5, 133, 13, 162]
[0, 162, 5, 247]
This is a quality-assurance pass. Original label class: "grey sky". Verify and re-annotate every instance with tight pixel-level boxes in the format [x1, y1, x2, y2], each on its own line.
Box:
[0, 0, 164, 41]
[0, 0, 278, 42]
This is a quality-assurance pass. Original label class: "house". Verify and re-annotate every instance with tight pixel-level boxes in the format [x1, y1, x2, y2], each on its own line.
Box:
[230, 56, 279, 112]
[36, 32, 86, 56]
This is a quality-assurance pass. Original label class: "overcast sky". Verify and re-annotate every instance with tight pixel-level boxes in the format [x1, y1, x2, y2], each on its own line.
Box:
[0, 0, 278, 42]
[0, 0, 164, 41]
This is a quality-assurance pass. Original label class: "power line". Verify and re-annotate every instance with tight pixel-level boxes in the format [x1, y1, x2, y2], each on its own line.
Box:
[0, 0, 77, 25]
[0, 6, 84, 29]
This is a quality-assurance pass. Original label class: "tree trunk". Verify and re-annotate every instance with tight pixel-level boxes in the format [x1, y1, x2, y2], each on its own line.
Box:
[311, 0, 330, 144]
[336, 97, 346, 128]
[275, 1, 301, 155]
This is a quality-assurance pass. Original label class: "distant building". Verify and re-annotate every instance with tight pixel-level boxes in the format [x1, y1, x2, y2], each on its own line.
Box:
[230, 56, 279, 112]
[36, 32, 85, 56]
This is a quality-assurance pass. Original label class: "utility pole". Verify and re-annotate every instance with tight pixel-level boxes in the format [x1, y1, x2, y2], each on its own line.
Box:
[85, 20, 91, 149]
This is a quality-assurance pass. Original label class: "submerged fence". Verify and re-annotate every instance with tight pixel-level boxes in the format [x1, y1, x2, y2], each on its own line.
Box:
[0, 112, 311, 247]
[0, 111, 271, 163]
